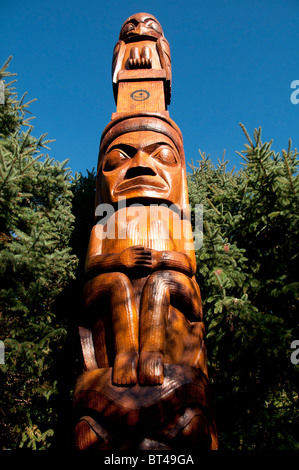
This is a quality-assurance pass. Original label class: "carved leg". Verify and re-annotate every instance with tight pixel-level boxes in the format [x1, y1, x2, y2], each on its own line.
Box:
[83, 272, 139, 385]
[139, 270, 202, 385]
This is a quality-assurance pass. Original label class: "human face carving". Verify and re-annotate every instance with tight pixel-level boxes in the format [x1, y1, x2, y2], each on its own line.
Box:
[100, 131, 182, 206]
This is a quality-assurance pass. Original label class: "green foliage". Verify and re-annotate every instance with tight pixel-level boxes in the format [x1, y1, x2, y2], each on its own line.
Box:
[70, 168, 96, 277]
[1, 56, 298, 451]
[188, 125, 299, 450]
[0, 58, 78, 449]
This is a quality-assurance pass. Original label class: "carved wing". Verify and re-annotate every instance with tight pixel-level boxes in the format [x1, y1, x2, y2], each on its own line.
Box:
[111, 39, 126, 104]
[157, 36, 172, 104]
[112, 39, 126, 84]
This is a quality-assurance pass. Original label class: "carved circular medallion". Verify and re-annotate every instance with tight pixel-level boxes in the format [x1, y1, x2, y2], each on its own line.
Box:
[130, 90, 150, 101]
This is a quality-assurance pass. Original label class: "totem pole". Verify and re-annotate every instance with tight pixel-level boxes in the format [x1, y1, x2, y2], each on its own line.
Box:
[73, 13, 218, 450]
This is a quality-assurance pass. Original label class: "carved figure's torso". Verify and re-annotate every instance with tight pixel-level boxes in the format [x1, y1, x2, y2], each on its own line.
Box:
[101, 206, 187, 254]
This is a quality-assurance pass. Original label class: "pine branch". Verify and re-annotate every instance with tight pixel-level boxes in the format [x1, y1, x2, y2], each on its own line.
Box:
[221, 149, 226, 165]
[4, 79, 17, 88]
[282, 149, 299, 206]
[0, 56, 16, 78]
[239, 122, 254, 148]
[205, 196, 222, 216]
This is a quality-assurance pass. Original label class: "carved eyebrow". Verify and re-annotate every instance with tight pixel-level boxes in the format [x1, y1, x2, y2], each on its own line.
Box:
[144, 17, 158, 23]
[106, 144, 136, 157]
[106, 142, 178, 157]
[123, 18, 138, 27]
[144, 142, 175, 153]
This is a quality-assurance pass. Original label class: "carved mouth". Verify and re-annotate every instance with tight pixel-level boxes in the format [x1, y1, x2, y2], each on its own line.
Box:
[126, 33, 158, 41]
[115, 175, 167, 193]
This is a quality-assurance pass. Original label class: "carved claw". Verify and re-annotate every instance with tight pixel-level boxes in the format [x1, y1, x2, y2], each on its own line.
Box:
[140, 57, 152, 68]
[128, 46, 152, 69]
[138, 351, 164, 385]
[141, 46, 152, 68]
[145, 58, 152, 68]
[128, 47, 140, 69]
[129, 46, 140, 60]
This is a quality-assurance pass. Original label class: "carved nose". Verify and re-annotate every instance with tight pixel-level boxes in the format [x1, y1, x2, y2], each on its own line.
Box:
[125, 151, 156, 179]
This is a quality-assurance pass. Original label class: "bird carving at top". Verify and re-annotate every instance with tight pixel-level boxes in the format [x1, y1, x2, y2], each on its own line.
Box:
[112, 12, 172, 104]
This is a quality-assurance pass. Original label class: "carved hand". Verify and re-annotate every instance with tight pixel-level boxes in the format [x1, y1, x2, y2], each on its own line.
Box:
[149, 249, 195, 276]
[120, 246, 152, 269]
[119, 248, 194, 275]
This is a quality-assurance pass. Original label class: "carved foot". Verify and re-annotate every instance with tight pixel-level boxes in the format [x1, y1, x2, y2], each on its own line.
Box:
[141, 46, 152, 68]
[112, 351, 138, 386]
[138, 351, 164, 385]
[128, 46, 152, 69]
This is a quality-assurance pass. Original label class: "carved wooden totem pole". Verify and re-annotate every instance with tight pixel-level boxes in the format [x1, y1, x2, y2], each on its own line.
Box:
[73, 13, 218, 451]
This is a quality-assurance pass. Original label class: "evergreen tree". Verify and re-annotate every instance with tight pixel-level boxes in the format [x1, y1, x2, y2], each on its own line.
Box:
[1, 55, 298, 451]
[0, 58, 78, 449]
[70, 168, 96, 277]
[188, 125, 299, 450]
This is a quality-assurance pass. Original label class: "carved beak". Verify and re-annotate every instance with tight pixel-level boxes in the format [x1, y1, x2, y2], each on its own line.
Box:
[134, 23, 148, 36]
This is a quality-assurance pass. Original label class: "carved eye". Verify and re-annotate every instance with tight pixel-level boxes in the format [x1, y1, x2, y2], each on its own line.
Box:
[103, 149, 129, 171]
[151, 146, 178, 165]
[121, 22, 135, 36]
[145, 19, 162, 34]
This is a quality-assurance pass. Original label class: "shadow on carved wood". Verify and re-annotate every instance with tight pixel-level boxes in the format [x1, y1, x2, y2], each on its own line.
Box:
[73, 12, 218, 451]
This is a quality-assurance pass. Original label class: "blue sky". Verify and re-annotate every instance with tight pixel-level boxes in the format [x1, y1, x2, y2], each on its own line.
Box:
[1, 0, 298, 176]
